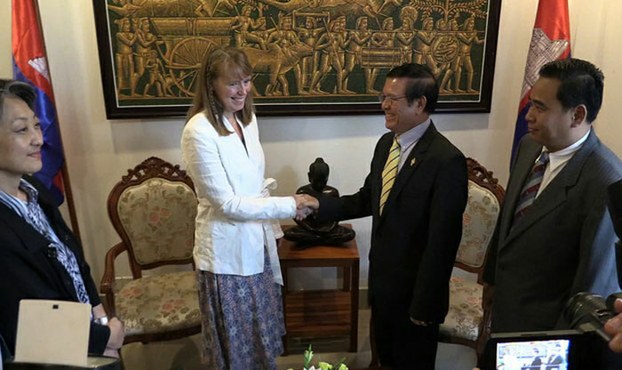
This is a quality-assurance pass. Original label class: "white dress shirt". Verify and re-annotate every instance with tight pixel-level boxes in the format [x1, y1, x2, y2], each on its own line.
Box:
[537, 129, 590, 197]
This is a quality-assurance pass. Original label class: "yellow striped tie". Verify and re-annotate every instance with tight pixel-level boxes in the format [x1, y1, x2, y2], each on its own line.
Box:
[379, 136, 400, 215]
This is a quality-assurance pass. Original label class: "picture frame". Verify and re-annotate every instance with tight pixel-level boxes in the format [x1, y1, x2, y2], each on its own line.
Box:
[93, 0, 501, 119]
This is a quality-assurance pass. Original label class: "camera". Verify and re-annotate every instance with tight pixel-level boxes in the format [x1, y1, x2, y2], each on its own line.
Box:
[485, 293, 622, 370]
[485, 181, 622, 369]
[548, 291, 622, 370]
[564, 291, 622, 342]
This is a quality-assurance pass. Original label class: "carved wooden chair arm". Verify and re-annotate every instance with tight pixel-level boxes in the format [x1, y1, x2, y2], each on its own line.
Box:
[100, 242, 128, 316]
[476, 282, 495, 363]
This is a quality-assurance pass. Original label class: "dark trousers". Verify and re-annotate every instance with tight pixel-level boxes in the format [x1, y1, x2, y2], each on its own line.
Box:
[372, 303, 440, 370]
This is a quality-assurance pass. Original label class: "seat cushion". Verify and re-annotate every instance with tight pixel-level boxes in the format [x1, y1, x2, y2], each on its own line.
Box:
[116, 271, 201, 336]
[439, 276, 483, 342]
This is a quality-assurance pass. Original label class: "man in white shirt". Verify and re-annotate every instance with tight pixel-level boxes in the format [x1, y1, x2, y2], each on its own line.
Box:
[484, 58, 622, 334]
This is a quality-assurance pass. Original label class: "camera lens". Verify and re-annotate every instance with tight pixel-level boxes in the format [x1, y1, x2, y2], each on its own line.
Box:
[565, 292, 606, 326]
[564, 292, 615, 340]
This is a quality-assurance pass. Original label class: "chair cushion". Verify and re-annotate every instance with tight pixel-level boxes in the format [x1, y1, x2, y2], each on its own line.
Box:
[116, 271, 201, 336]
[439, 276, 483, 342]
[457, 181, 500, 268]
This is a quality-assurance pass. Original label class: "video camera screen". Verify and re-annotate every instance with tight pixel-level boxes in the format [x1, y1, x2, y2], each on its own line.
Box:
[489, 330, 582, 370]
[496, 338, 570, 370]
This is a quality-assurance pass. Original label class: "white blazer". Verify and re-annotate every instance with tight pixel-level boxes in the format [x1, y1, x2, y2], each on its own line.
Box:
[181, 112, 295, 282]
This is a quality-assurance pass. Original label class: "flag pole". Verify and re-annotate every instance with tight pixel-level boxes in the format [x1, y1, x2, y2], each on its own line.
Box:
[59, 160, 82, 245]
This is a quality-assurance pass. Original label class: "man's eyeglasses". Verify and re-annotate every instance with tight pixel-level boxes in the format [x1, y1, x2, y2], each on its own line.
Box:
[378, 94, 407, 104]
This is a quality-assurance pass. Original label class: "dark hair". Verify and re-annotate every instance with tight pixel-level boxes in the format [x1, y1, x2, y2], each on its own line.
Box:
[0, 80, 36, 120]
[386, 63, 439, 113]
[539, 58, 604, 123]
[186, 47, 254, 135]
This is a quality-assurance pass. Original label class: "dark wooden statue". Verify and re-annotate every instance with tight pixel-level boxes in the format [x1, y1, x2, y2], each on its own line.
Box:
[284, 158, 355, 246]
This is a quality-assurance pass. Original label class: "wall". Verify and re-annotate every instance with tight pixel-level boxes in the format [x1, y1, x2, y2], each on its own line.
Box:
[1, 0, 621, 288]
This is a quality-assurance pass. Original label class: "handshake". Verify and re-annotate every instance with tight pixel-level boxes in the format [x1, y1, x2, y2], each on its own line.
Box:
[293, 194, 320, 221]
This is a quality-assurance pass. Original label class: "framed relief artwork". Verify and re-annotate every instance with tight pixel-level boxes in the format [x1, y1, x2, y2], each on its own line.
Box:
[93, 0, 501, 119]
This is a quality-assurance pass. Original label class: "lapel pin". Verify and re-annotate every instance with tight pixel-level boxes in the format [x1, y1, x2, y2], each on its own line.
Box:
[410, 157, 416, 166]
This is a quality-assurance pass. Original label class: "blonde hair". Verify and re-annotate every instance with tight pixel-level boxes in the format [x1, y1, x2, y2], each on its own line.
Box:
[186, 47, 254, 136]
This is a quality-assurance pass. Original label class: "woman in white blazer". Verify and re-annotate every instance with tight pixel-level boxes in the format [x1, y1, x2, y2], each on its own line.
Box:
[181, 47, 312, 369]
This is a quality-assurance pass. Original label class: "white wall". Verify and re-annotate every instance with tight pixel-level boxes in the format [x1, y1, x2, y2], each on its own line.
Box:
[1, 0, 621, 288]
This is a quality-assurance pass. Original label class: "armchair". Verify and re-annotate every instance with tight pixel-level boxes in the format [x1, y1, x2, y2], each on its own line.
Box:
[100, 157, 201, 344]
[438, 157, 505, 362]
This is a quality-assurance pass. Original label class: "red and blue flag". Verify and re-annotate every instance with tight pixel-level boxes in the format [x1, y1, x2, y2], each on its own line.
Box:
[511, 0, 571, 162]
[12, 0, 65, 205]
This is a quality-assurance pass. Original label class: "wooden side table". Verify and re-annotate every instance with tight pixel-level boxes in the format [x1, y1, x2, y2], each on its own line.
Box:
[278, 224, 359, 354]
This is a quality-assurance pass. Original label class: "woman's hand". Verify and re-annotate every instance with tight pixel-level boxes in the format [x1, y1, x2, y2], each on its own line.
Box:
[293, 194, 319, 220]
[104, 317, 125, 358]
[294, 194, 319, 209]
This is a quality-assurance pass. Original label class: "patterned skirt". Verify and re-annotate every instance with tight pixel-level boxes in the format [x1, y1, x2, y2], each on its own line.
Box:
[197, 250, 285, 370]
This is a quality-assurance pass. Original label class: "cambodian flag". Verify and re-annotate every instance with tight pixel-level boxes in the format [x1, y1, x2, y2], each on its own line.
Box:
[12, 0, 65, 204]
[511, 0, 571, 162]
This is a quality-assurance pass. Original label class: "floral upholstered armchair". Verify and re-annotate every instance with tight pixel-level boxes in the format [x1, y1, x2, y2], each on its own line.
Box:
[100, 157, 201, 344]
[438, 157, 505, 363]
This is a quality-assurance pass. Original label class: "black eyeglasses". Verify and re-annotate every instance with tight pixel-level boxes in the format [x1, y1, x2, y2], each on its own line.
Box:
[378, 94, 407, 104]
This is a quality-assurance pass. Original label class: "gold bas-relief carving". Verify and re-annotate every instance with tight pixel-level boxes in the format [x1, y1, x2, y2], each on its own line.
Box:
[106, 0, 490, 103]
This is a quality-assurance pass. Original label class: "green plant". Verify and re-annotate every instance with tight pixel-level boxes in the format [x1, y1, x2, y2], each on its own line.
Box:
[286, 345, 348, 370]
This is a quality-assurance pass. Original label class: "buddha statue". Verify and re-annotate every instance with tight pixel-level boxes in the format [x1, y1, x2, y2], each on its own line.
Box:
[284, 158, 356, 246]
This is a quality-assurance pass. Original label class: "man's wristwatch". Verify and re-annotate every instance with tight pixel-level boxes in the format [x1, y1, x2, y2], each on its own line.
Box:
[94, 315, 109, 325]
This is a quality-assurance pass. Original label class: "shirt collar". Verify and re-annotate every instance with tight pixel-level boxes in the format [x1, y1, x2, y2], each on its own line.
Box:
[18, 178, 39, 204]
[546, 129, 590, 164]
[396, 118, 431, 149]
